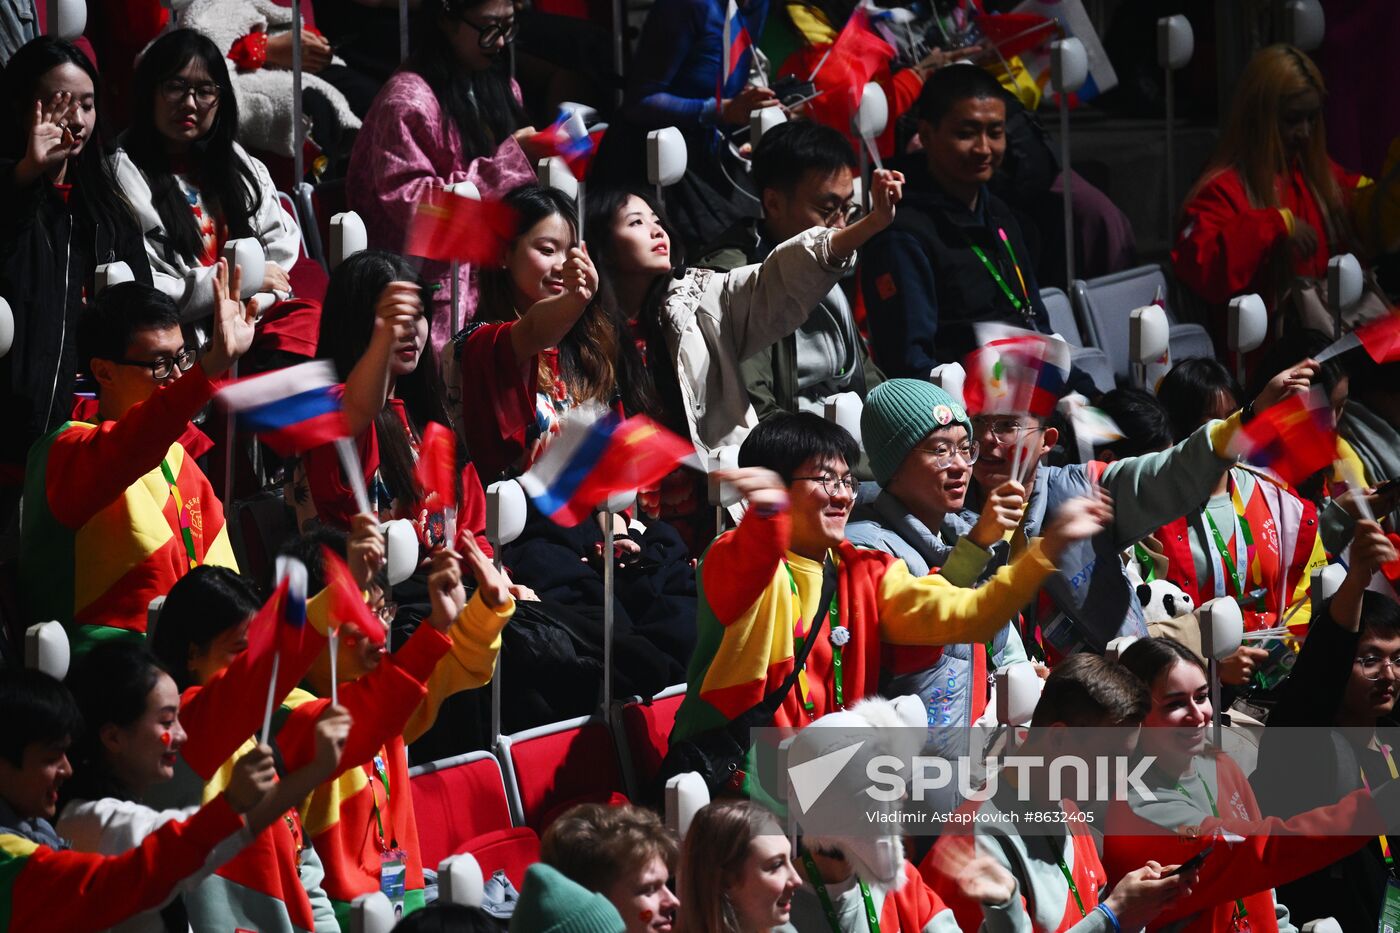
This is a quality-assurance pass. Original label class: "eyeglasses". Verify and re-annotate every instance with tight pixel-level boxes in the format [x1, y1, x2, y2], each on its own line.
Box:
[792, 473, 858, 499]
[458, 13, 518, 49]
[813, 200, 861, 227]
[376, 602, 399, 626]
[913, 441, 980, 469]
[1355, 654, 1400, 681]
[111, 347, 197, 380]
[159, 79, 221, 108]
[971, 417, 1040, 445]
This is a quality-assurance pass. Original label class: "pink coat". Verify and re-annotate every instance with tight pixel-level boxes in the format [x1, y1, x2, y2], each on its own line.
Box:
[347, 71, 535, 357]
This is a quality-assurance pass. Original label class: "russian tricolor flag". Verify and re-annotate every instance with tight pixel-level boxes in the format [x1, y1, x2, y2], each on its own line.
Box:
[1228, 387, 1338, 486]
[217, 360, 350, 456]
[518, 407, 697, 527]
[716, 0, 753, 108]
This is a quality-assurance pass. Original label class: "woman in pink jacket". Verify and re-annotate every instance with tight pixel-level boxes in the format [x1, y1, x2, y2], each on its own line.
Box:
[347, 0, 538, 371]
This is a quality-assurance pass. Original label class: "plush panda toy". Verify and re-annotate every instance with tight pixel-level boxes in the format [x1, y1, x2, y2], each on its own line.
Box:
[1136, 578, 1195, 624]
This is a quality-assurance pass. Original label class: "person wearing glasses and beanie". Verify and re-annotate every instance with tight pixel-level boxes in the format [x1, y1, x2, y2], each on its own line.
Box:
[668, 412, 1112, 791]
[845, 379, 1034, 807]
[348, 0, 540, 368]
[20, 270, 253, 650]
[697, 121, 884, 424]
[1254, 520, 1400, 932]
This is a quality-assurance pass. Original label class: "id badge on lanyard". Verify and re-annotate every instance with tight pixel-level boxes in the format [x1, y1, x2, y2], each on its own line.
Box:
[1380, 876, 1400, 933]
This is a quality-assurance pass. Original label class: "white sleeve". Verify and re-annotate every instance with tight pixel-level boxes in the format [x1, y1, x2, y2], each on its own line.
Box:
[239, 144, 301, 274]
[714, 227, 852, 361]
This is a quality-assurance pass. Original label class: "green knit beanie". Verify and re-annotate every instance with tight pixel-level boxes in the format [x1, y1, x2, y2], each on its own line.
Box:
[861, 379, 973, 486]
[509, 864, 626, 933]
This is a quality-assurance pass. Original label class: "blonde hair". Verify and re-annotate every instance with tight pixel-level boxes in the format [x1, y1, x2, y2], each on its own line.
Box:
[675, 800, 783, 933]
[1189, 45, 1352, 254]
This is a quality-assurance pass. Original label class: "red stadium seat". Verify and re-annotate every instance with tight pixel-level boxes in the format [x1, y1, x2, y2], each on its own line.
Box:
[615, 683, 686, 799]
[496, 715, 629, 834]
[409, 750, 540, 891]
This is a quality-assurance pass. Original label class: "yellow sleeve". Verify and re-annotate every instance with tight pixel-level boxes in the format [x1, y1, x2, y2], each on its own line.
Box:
[1207, 411, 1245, 460]
[1332, 436, 1369, 488]
[786, 3, 836, 44]
[403, 591, 516, 744]
[876, 543, 1055, 647]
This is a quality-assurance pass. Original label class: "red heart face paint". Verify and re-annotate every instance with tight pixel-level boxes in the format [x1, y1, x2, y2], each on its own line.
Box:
[160, 731, 172, 747]
[638, 910, 653, 923]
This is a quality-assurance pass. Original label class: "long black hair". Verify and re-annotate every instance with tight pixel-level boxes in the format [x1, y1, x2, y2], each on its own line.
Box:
[408, 0, 525, 163]
[0, 37, 132, 232]
[583, 185, 684, 420]
[319, 249, 454, 509]
[125, 29, 260, 266]
[1156, 357, 1244, 444]
[150, 566, 264, 692]
[63, 642, 170, 805]
[480, 184, 658, 415]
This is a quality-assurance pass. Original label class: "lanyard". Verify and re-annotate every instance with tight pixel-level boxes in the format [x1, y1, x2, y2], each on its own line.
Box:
[801, 851, 880, 933]
[783, 558, 843, 716]
[1203, 478, 1258, 603]
[368, 750, 397, 850]
[1360, 743, 1400, 869]
[159, 459, 198, 570]
[1175, 772, 1249, 923]
[966, 228, 1030, 313]
[1052, 846, 1080, 918]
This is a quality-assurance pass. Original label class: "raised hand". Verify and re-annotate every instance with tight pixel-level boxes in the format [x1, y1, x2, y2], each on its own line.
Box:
[461, 533, 512, 610]
[714, 467, 790, 516]
[17, 93, 80, 185]
[311, 704, 351, 778]
[1253, 359, 1319, 413]
[425, 547, 468, 631]
[969, 480, 1026, 548]
[867, 168, 905, 230]
[224, 744, 278, 814]
[347, 513, 386, 590]
[1041, 494, 1114, 561]
[201, 259, 258, 378]
[561, 245, 598, 306]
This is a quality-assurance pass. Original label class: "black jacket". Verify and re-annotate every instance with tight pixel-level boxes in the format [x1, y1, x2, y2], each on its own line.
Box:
[0, 159, 151, 469]
[857, 157, 1050, 376]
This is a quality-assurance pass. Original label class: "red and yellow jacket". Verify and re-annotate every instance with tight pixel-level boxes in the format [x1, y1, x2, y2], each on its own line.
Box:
[671, 506, 1055, 743]
[20, 366, 237, 652]
[297, 591, 514, 928]
[177, 597, 454, 933]
[0, 795, 244, 933]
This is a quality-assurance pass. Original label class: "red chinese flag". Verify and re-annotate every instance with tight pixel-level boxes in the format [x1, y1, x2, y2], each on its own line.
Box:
[320, 547, 387, 646]
[1232, 391, 1338, 486]
[405, 189, 520, 265]
[973, 12, 1057, 59]
[1356, 312, 1400, 363]
[416, 421, 458, 512]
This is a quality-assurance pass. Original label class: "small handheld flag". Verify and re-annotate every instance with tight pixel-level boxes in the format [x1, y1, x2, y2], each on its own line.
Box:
[320, 546, 387, 648]
[533, 109, 599, 181]
[1228, 388, 1338, 487]
[1058, 392, 1123, 464]
[405, 189, 521, 266]
[518, 406, 697, 527]
[1314, 311, 1400, 365]
[963, 327, 1071, 419]
[217, 360, 349, 456]
[416, 421, 459, 545]
[258, 557, 308, 745]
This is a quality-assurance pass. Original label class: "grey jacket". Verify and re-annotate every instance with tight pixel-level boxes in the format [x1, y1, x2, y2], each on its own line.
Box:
[968, 416, 1233, 653]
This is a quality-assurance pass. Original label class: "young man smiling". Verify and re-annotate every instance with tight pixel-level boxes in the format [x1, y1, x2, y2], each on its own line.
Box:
[858, 65, 1053, 377]
[20, 262, 254, 649]
[699, 121, 883, 420]
[669, 413, 1111, 761]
